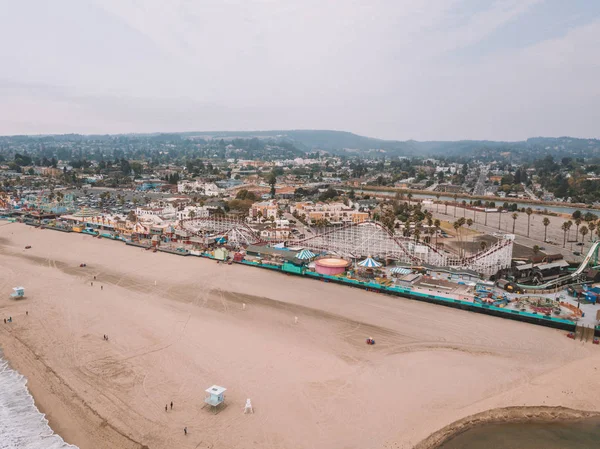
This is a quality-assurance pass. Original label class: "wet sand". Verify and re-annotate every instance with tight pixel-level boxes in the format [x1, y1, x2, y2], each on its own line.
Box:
[1, 222, 600, 449]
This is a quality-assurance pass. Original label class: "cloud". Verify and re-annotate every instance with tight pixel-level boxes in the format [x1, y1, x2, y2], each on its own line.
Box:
[0, 0, 598, 139]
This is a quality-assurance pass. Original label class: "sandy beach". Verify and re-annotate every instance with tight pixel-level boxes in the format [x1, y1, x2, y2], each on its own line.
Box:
[1, 222, 600, 449]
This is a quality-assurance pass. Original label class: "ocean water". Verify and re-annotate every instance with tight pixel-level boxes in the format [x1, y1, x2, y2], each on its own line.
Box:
[0, 356, 78, 449]
[437, 418, 600, 449]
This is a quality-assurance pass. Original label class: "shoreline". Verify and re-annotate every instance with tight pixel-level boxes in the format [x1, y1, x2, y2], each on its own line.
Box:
[0, 330, 144, 449]
[414, 406, 600, 449]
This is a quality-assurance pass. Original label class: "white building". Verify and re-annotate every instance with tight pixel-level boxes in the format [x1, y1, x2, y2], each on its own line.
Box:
[136, 204, 177, 218]
[177, 180, 223, 197]
[176, 206, 211, 220]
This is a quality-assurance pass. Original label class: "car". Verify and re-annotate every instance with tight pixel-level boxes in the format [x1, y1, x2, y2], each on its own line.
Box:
[573, 251, 582, 256]
[576, 242, 584, 246]
[538, 246, 546, 250]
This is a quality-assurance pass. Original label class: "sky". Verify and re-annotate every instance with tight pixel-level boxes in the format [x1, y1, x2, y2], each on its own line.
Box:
[1, 0, 599, 141]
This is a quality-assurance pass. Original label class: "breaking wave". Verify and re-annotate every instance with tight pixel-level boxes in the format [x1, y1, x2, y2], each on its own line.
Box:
[0, 356, 78, 449]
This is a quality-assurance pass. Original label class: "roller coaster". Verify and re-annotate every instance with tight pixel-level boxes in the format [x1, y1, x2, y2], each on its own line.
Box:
[178, 218, 513, 276]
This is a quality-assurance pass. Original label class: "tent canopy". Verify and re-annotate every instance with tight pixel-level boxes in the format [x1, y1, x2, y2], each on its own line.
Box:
[296, 249, 316, 260]
[358, 257, 382, 268]
[390, 267, 411, 275]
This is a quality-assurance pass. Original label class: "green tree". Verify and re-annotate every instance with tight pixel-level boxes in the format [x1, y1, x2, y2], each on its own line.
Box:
[466, 218, 473, 254]
[588, 222, 596, 241]
[542, 217, 550, 242]
[561, 221, 570, 247]
[525, 208, 533, 238]
[575, 218, 582, 241]
[511, 212, 518, 234]
[434, 219, 441, 246]
[267, 171, 277, 198]
[580, 225, 589, 243]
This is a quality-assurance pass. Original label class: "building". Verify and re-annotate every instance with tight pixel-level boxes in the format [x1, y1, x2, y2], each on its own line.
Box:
[176, 206, 211, 220]
[177, 180, 223, 196]
[248, 200, 279, 221]
[290, 201, 369, 224]
[136, 204, 177, 218]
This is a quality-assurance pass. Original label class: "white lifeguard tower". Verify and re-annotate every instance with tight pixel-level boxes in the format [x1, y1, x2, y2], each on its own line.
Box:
[10, 287, 25, 299]
[244, 398, 253, 414]
[204, 385, 226, 413]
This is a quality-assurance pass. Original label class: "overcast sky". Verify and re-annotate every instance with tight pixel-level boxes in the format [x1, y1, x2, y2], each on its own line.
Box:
[1, 0, 599, 140]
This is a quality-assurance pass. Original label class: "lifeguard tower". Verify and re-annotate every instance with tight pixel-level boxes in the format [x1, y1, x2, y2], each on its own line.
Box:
[204, 385, 226, 413]
[10, 287, 25, 299]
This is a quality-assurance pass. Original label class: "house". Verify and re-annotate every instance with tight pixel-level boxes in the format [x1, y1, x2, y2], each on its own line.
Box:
[248, 200, 279, 222]
[176, 206, 211, 220]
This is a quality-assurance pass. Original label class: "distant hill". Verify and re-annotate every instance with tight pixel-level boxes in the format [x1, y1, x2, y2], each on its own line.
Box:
[179, 130, 600, 159]
[3, 129, 599, 160]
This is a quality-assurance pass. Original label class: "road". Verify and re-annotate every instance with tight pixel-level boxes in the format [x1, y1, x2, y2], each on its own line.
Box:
[472, 166, 488, 196]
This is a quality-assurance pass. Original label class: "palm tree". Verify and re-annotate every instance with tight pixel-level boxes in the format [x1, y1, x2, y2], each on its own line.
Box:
[434, 219, 441, 246]
[498, 207, 502, 229]
[188, 210, 196, 220]
[525, 208, 533, 237]
[444, 201, 449, 215]
[561, 221, 570, 247]
[457, 217, 466, 258]
[580, 225, 589, 244]
[407, 192, 413, 205]
[511, 212, 518, 234]
[542, 217, 550, 242]
[566, 220, 573, 241]
[453, 221, 461, 256]
[575, 218, 582, 241]
[453, 194, 458, 217]
[436, 194, 440, 213]
[466, 218, 473, 255]
[462, 200, 467, 218]
[588, 222, 596, 242]
[427, 227, 435, 244]
[532, 245, 540, 268]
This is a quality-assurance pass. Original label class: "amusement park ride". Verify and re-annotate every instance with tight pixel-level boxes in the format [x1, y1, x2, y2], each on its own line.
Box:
[516, 240, 600, 290]
[179, 217, 514, 276]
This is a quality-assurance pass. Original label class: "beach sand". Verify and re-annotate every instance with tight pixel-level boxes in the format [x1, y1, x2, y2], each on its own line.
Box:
[1, 222, 599, 449]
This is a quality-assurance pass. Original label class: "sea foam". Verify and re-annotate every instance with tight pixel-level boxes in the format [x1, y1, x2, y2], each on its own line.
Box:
[0, 356, 78, 449]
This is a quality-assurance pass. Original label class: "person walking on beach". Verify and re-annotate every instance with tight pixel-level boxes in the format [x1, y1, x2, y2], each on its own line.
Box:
[170, 401, 173, 410]
[184, 427, 187, 435]
[101, 285, 103, 291]
[165, 404, 168, 412]
[94, 275, 96, 280]
[3, 318, 5, 324]
[91, 281, 93, 286]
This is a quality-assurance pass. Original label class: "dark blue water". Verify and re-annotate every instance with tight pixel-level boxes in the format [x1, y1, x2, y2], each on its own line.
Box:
[437, 418, 600, 449]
